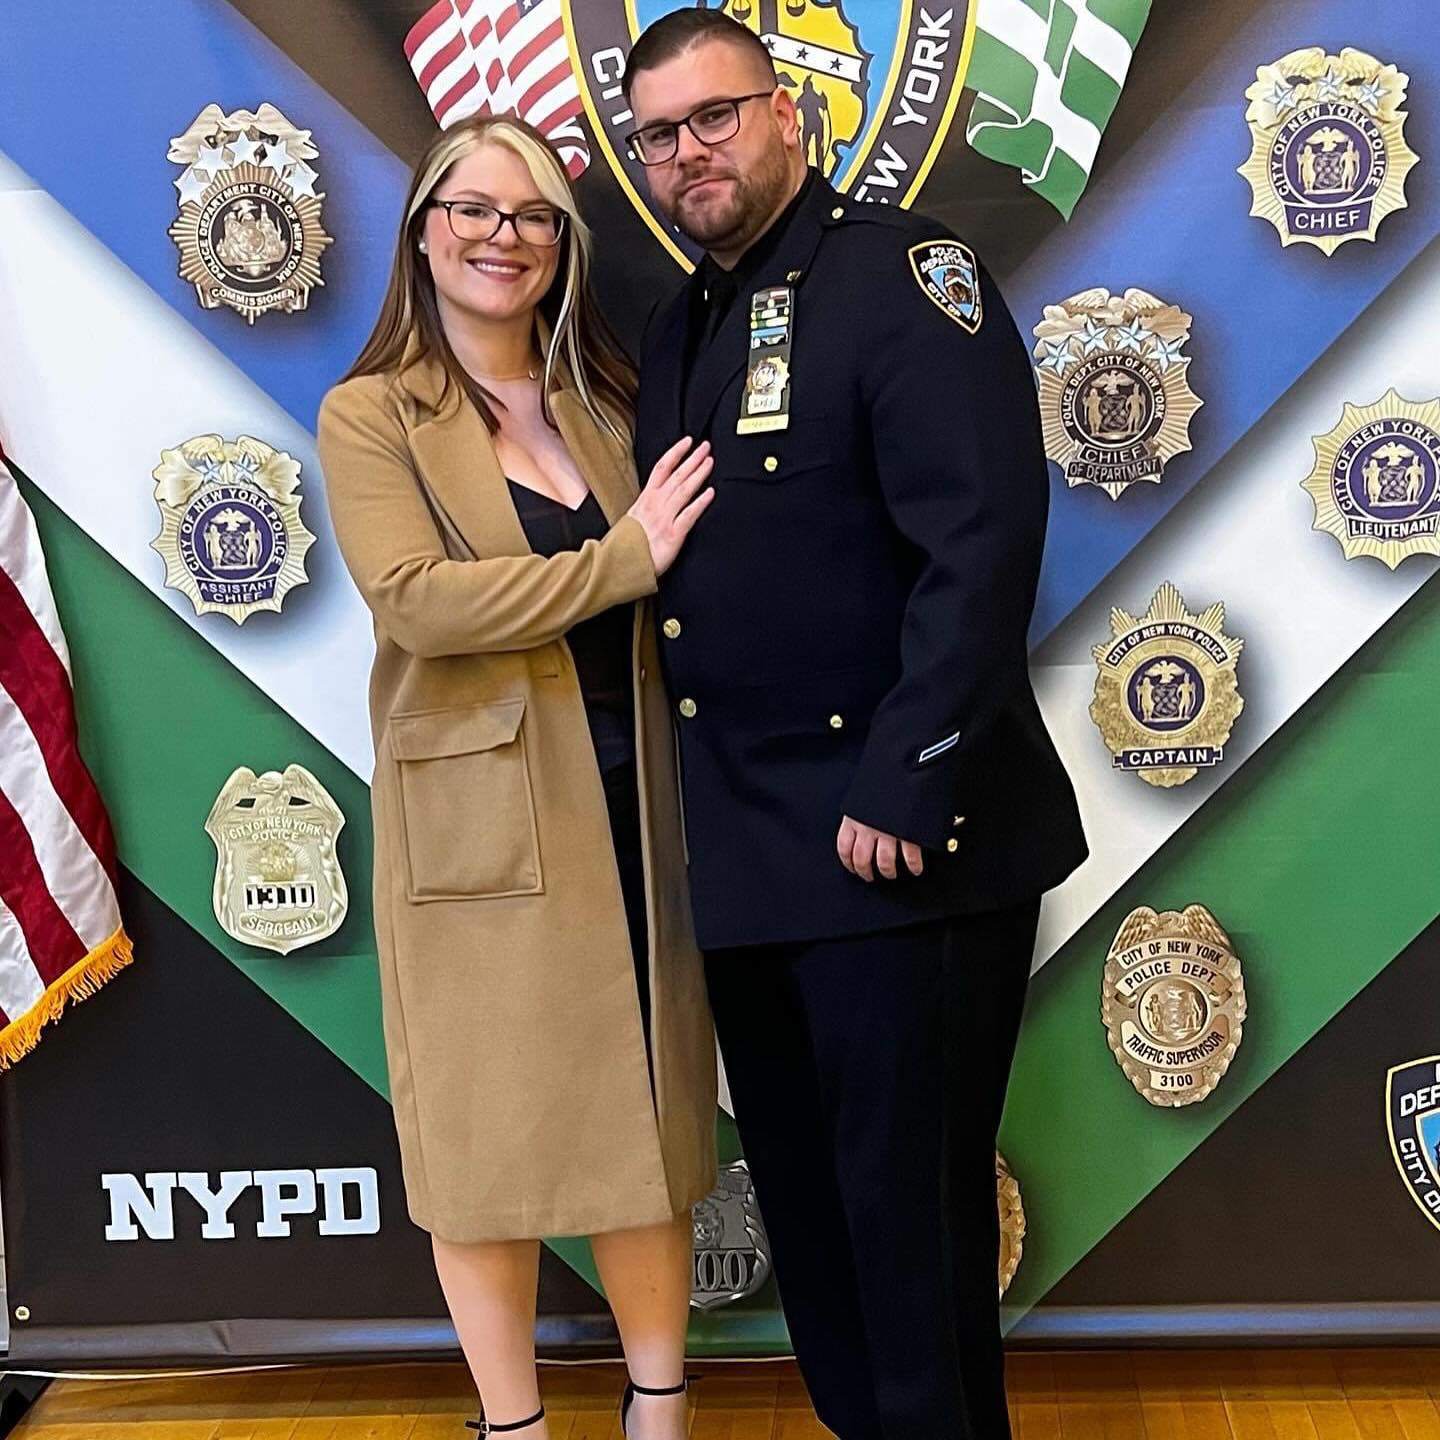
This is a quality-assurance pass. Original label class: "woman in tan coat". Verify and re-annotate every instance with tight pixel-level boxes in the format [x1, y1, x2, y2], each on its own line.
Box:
[317, 116, 717, 1440]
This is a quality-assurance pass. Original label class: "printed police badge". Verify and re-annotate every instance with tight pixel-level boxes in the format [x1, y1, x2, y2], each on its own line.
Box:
[690, 1160, 771, 1310]
[1387, 1057, 1440, 1235]
[1033, 288, 1203, 500]
[1090, 583, 1244, 788]
[169, 103, 332, 322]
[910, 240, 983, 334]
[1102, 905, 1246, 1108]
[204, 765, 348, 955]
[1303, 390, 1440, 569]
[1239, 47, 1418, 255]
[151, 434, 315, 624]
[996, 1151, 1025, 1298]
[565, 0, 976, 268]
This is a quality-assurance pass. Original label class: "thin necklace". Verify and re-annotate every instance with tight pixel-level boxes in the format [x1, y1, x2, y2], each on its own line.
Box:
[474, 362, 540, 382]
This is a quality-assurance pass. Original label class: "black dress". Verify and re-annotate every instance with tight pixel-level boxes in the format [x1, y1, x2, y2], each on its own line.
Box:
[506, 481, 653, 1070]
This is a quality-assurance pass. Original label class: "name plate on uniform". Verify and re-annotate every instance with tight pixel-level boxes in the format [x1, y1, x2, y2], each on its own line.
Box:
[738, 286, 792, 435]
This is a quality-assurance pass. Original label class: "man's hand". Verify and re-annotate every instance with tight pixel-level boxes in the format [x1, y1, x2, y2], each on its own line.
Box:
[837, 815, 925, 882]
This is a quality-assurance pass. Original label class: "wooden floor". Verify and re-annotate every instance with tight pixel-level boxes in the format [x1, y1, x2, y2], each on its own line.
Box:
[14, 1350, 1440, 1439]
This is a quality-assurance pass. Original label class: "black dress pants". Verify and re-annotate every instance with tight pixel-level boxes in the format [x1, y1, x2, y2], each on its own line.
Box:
[705, 900, 1040, 1440]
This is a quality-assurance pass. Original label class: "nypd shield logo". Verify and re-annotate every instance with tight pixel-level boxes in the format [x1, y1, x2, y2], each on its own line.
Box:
[910, 239, 983, 333]
[1387, 1056, 1440, 1234]
[565, 0, 976, 269]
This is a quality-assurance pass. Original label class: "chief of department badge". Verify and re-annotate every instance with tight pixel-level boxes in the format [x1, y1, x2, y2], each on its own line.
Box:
[205, 765, 348, 955]
[1033, 288, 1203, 500]
[169, 103, 332, 322]
[1386, 1057, 1440, 1235]
[1102, 905, 1246, 1108]
[996, 1151, 1026, 1298]
[1239, 47, 1418, 255]
[151, 433, 314, 623]
[910, 240, 983, 334]
[1090, 582, 1244, 788]
[690, 1160, 771, 1310]
[1303, 390, 1440, 568]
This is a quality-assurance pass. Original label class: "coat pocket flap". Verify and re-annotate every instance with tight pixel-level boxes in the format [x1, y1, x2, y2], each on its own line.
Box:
[389, 700, 526, 761]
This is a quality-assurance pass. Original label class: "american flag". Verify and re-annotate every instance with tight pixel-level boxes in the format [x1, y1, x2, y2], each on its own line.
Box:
[404, 0, 591, 178]
[0, 454, 134, 1067]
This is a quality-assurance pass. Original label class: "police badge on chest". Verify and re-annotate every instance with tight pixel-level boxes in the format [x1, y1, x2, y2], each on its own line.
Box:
[739, 286, 793, 434]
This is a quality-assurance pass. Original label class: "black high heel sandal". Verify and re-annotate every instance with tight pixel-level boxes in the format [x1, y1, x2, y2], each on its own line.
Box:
[620, 1378, 690, 1438]
[464, 1405, 545, 1436]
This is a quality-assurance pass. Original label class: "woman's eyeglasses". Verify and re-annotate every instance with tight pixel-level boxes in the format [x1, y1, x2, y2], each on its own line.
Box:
[429, 199, 566, 247]
[625, 90, 777, 166]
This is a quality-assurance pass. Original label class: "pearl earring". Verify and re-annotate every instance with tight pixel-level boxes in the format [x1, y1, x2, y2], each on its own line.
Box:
[418, 239, 428, 254]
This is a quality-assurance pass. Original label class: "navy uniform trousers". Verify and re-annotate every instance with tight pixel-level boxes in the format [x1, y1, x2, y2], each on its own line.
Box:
[706, 900, 1039, 1440]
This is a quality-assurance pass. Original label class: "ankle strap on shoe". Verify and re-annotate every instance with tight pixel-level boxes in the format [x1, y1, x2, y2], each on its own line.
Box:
[627, 1379, 690, 1396]
[465, 1405, 546, 1434]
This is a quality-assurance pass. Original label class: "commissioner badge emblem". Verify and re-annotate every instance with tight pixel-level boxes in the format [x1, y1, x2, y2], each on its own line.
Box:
[1239, 47, 1418, 254]
[205, 765, 348, 955]
[169, 103, 332, 321]
[690, 1160, 771, 1310]
[1303, 390, 1440, 568]
[151, 434, 314, 623]
[565, 0, 975, 267]
[1387, 1057, 1440, 1234]
[996, 1151, 1025, 1298]
[1102, 905, 1246, 1108]
[1090, 583, 1244, 788]
[1033, 289, 1202, 499]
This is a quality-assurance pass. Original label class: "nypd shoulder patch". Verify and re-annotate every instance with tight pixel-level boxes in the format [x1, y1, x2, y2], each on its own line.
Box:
[909, 239, 983, 334]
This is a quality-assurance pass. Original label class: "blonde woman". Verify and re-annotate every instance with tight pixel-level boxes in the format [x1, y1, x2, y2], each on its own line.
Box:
[317, 116, 717, 1440]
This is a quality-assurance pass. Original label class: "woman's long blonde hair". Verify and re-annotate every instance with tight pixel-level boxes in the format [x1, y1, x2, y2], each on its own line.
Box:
[343, 115, 636, 437]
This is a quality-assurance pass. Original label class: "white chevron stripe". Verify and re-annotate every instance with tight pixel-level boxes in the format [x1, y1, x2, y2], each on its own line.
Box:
[1032, 237, 1440, 968]
[0, 153, 377, 779]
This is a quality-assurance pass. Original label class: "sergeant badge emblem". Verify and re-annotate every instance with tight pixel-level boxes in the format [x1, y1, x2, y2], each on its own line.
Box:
[1239, 47, 1419, 254]
[1303, 390, 1440, 568]
[909, 240, 983, 334]
[204, 764, 348, 955]
[1090, 582, 1244, 788]
[996, 1151, 1026, 1298]
[169, 103, 332, 322]
[690, 1160, 771, 1310]
[1102, 905, 1246, 1108]
[151, 433, 315, 623]
[1033, 289, 1203, 500]
[1386, 1057, 1440, 1234]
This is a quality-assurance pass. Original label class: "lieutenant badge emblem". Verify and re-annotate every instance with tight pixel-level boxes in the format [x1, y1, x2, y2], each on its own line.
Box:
[169, 103, 332, 322]
[1033, 288, 1203, 500]
[205, 765, 348, 955]
[690, 1161, 772, 1310]
[1387, 1057, 1440, 1235]
[151, 433, 314, 623]
[1090, 583, 1244, 788]
[1303, 390, 1440, 568]
[910, 240, 983, 334]
[996, 1151, 1026, 1297]
[1102, 905, 1246, 1107]
[1239, 48, 1418, 254]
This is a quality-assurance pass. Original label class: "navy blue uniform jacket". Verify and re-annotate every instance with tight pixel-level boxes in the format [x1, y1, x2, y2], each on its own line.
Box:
[635, 171, 1087, 949]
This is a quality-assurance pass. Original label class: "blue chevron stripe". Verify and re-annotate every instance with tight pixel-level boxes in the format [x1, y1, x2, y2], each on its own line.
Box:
[0, 0, 411, 434]
[1014, 0, 1439, 640]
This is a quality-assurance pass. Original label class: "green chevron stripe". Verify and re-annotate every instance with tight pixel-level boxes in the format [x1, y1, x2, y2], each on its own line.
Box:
[20, 474, 601, 1289]
[1000, 580, 1440, 1324]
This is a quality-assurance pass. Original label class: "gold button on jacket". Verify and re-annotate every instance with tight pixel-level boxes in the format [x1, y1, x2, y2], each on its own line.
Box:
[662, 617, 682, 639]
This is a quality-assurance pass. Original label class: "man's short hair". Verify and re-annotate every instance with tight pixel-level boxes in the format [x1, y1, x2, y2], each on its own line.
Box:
[622, 10, 777, 100]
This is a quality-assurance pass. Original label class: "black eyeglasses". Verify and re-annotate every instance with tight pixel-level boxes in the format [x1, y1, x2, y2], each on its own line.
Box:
[625, 90, 777, 166]
[429, 198, 566, 246]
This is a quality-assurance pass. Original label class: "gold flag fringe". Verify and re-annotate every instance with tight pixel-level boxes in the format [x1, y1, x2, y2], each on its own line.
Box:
[0, 925, 136, 1070]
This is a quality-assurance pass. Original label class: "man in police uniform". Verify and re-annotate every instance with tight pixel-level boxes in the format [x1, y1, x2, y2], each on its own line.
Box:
[625, 13, 1087, 1438]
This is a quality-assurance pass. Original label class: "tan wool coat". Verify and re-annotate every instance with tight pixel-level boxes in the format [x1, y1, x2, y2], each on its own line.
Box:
[317, 350, 717, 1243]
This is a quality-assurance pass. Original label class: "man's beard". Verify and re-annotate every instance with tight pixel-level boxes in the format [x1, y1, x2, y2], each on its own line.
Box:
[667, 145, 793, 252]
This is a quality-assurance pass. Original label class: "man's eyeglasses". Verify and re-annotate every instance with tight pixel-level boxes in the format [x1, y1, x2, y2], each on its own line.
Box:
[429, 199, 566, 246]
[625, 90, 777, 166]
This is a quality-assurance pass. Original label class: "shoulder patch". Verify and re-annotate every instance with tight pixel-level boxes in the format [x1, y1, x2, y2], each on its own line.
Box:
[908, 239, 983, 334]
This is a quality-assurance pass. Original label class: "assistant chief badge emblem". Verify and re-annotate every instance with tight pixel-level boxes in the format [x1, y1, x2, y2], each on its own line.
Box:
[1239, 47, 1418, 254]
[1033, 289, 1202, 499]
[169, 103, 332, 322]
